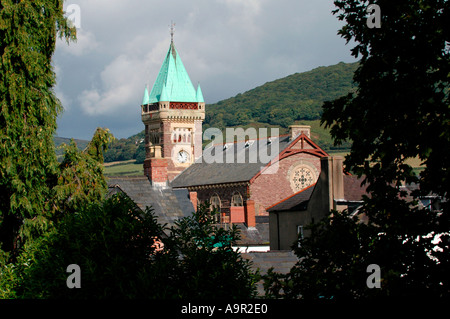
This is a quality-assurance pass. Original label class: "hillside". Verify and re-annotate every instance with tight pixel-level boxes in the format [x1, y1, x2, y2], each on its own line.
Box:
[54, 136, 90, 158]
[101, 61, 358, 162]
[205, 61, 358, 130]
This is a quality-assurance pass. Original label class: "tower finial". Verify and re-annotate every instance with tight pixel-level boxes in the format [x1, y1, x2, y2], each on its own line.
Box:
[169, 21, 176, 43]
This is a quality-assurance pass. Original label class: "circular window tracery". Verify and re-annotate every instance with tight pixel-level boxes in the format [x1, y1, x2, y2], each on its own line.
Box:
[289, 164, 317, 192]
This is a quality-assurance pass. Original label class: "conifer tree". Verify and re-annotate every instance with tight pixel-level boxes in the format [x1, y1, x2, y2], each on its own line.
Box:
[0, 0, 75, 255]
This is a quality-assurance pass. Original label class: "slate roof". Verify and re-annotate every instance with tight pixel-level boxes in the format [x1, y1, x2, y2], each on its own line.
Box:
[343, 174, 367, 202]
[171, 135, 292, 188]
[107, 176, 194, 230]
[236, 222, 270, 246]
[267, 174, 368, 213]
[267, 183, 316, 212]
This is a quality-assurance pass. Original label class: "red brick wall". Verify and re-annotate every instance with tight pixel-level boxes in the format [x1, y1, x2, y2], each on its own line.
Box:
[191, 154, 322, 219]
[250, 153, 321, 216]
[189, 191, 198, 212]
[147, 158, 168, 183]
[230, 206, 245, 223]
[245, 200, 256, 227]
[161, 120, 171, 159]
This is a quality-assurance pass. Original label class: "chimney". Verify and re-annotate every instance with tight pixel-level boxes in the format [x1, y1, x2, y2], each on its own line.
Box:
[189, 191, 198, 212]
[320, 156, 345, 211]
[244, 200, 256, 228]
[289, 125, 311, 140]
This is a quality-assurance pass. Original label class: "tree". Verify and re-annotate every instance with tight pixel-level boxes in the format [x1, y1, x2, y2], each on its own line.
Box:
[263, 210, 378, 299]
[0, 0, 75, 257]
[1, 193, 166, 299]
[264, 0, 449, 299]
[322, 0, 449, 297]
[51, 128, 114, 219]
[164, 204, 258, 299]
[1, 199, 258, 299]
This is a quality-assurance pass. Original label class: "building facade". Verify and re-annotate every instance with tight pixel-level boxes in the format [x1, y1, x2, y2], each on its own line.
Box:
[137, 36, 329, 232]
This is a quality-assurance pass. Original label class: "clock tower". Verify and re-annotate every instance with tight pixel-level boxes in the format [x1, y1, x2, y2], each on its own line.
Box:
[141, 33, 205, 186]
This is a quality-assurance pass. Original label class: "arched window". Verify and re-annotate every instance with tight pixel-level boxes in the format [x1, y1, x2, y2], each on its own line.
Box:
[210, 194, 221, 223]
[231, 192, 243, 207]
[210, 194, 221, 212]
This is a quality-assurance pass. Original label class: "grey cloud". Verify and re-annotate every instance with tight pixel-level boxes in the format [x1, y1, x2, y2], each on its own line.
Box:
[55, 0, 356, 140]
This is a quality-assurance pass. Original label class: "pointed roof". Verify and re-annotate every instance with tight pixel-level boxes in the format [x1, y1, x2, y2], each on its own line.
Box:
[148, 41, 199, 103]
[142, 87, 150, 105]
[196, 83, 204, 103]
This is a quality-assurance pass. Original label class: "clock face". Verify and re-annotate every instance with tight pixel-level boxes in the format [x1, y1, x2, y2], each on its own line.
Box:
[177, 150, 189, 163]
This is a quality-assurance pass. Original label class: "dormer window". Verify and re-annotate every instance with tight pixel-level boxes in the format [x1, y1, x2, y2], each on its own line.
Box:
[244, 140, 254, 148]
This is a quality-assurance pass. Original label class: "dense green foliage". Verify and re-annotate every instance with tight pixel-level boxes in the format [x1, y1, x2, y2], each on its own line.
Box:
[1, 197, 257, 299]
[51, 128, 114, 217]
[0, 0, 75, 256]
[0, 127, 114, 266]
[165, 203, 258, 299]
[1, 194, 164, 298]
[103, 130, 145, 163]
[263, 0, 449, 299]
[54, 136, 89, 159]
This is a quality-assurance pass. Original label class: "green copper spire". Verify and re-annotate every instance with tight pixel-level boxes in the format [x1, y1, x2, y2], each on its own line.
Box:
[159, 83, 169, 101]
[148, 41, 199, 103]
[142, 86, 150, 105]
[196, 83, 204, 103]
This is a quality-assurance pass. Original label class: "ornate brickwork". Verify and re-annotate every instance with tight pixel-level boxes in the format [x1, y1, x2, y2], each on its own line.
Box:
[169, 102, 198, 110]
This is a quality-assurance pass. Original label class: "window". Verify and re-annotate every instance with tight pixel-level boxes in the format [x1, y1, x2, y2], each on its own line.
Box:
[231, 192, 243, 207]
[210, 194, 221, 223]
[289, 163, 317, 192]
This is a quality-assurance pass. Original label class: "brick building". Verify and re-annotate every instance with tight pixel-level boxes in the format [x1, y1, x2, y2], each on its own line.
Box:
[171, 127, 328, 228]
[108, 35, 328, 250]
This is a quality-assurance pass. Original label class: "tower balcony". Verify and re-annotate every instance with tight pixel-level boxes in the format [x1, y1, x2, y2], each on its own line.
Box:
[141, 101, 205, 123]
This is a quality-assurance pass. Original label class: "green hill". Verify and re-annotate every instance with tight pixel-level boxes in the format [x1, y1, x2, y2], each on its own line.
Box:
[204, 61, 358, 131]
[54, 136, 90, 159]
[102, 61, 358, 162]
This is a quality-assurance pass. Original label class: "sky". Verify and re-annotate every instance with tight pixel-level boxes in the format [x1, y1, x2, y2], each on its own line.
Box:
[54, 0, 357, 140]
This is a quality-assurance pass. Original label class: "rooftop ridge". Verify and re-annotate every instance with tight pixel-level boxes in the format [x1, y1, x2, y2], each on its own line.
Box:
[210, 133, 290, 147]
[266, 182, 316, 211]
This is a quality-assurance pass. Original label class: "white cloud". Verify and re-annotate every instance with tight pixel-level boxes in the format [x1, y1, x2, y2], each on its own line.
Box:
[79, 53, 149, 115]
[56, 28, 99, 57]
